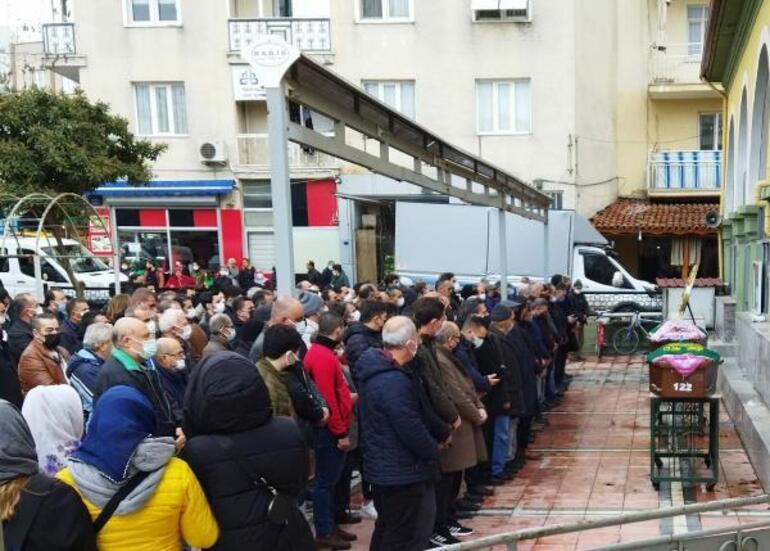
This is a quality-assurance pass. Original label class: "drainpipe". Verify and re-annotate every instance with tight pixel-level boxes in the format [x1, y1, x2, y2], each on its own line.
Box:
[706, 79, 727, 281]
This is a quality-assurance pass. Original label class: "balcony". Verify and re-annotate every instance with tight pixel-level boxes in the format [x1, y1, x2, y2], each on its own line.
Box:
[228, 18, 332, 53]
[41, 23, 86, 81]
[235, 133, 338, 176]
[649, 43, 721, 99]
[647, 150, 722, 197]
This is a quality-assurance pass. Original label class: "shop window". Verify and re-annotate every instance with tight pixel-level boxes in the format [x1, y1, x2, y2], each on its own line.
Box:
[116, 209, 140, 227]
[169, 209, 194, 227]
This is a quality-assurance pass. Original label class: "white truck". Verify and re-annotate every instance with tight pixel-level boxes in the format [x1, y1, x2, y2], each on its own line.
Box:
[394, 202, 661, 312]
[0, 237, 126, 302]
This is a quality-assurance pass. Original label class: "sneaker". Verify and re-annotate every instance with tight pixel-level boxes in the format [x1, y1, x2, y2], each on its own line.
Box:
[360, 500, 378, 520]
[448, 520, 474, 537]
[428, 530, 460, 547]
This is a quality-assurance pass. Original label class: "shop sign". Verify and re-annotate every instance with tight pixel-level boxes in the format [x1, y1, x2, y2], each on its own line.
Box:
[231, 66, 266, 101]
[241, 35, 300, 88]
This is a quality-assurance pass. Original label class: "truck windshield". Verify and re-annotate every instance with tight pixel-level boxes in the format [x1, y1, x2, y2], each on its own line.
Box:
[581, 251, 633, 289]
[42, 245, 109, 273]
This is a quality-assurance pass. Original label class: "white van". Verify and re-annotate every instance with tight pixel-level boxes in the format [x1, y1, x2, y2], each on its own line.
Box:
[0, 237, 127, 299]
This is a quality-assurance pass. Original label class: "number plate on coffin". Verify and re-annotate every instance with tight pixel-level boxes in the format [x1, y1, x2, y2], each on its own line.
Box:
[649, 362, 707, 398]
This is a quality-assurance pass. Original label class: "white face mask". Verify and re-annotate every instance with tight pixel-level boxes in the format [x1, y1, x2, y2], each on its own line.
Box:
[0, 313, 6, 325]
[191, 263, 200, 272]
[35, 306, 44, 316]
[574, 289, 582, 295]
[214, 302, 226, 313]
[175, 358, 186, 370]
[396, 297, 405, 308]
[180, 325, 192, 341]
[350, 310, 361, 323]
[146, 320, 158, 336]
[185, 308, 197, 320]
[225, 327, 237, 341]
[478, 293, 487, 301]
[472, 336, 484, 349]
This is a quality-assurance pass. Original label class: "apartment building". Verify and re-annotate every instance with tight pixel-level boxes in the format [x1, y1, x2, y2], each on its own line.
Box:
[36, 0, 720, 281]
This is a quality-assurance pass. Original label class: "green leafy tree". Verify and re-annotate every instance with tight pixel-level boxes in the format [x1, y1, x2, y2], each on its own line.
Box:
[0, 88, 167, 296]
[0, 87, 165, 194]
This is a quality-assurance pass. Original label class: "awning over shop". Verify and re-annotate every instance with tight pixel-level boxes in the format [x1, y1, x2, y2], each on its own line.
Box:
[92, 180, 236, 197]
[590, 198, 719, 237]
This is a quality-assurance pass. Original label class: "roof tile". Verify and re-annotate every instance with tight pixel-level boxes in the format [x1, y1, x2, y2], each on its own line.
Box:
[590, 199, 719, 236]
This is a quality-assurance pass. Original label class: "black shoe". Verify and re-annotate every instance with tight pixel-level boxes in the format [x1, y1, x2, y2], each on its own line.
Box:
[463, 493, 484, 504]
[429, 530, 460, 547]
[448, 519, 474, 537]
[469, 485, 495, 496]
[454, 500, 480, 512]
[335, 512, 362, 525]
[488, 475, 506, 486]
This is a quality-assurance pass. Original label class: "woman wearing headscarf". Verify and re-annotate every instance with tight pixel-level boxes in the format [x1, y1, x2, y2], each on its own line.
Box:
[22, 385, 84, 477]
[57, 385, 219, 551]
[0, 400, 97, 551]
[182, 351, 314, 550]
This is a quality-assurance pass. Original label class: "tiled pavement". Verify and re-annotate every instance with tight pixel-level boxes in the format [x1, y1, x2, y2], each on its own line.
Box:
[343, 355, 767, 550]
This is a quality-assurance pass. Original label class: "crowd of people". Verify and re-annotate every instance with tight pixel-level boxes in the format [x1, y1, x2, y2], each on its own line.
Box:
[0, 262, 590, 551]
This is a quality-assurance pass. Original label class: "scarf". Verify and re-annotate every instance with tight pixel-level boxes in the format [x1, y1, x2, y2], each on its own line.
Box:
[21, 385, 83, 477]
[68, 436, 175, 515]
[0, 400, 39, 483]
[71, 385, 157, 483]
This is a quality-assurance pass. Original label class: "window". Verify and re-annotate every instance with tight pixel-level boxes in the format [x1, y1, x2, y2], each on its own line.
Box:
[134, 83, 188, 135]
[687, 5, 709, 56]
[19, 250, 35, 278]
[545, 190, 563, 210]
[362, 80, 416, 119]
[472, 0, 531, 22]
[477, 79, 531, 134]
[581, 252, 632, 288]
[243, 181, 273, 209]
[360, 0, 412, 21]
[699, 112, 722, 150]
[127, 0, 180, 25]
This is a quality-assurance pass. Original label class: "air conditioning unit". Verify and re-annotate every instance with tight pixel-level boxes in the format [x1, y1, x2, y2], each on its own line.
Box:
[472, 0, 532, 23]
[199, 140, 227, 165]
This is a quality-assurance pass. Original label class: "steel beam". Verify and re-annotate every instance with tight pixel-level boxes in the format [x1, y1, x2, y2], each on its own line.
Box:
[266, 84, 295, 294]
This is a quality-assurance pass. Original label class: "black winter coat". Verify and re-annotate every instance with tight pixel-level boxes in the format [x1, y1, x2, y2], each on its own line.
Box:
[506, 326, 539, 417]
[182, 352, 314, 551]
[343, 323, 382, 371]
[488, 328, 526, 417]
[93, 353, 177, 437]
[472, 335, 511, 416]
[3, 474, 97, 551]
[7, 319, 33, 368]
[0, 340, 22, 408]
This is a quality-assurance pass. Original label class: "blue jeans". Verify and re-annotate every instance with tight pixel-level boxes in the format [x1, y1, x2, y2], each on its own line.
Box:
[491, 415, 511, 476]
[313, 428, 346, 536]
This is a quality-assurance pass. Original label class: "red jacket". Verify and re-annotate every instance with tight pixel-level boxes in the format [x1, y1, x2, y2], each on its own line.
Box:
[165, 273, 196, 289]
[304, 338, 353, 439]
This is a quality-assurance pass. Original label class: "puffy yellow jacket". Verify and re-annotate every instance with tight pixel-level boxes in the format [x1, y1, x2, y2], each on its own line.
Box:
[58, 457, 219, 551]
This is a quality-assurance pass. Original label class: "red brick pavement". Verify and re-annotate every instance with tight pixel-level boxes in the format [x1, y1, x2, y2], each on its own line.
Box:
[341, 355, 765, 550]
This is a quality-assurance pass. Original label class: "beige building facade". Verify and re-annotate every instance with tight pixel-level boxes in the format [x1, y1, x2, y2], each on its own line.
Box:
[32, 0, 721, 280]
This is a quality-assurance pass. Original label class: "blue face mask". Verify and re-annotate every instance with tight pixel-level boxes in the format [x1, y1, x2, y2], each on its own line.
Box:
[57, 302, 67, 314]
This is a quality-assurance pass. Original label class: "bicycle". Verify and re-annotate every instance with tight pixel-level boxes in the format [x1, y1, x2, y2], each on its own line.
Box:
[611, 311, 663, 355]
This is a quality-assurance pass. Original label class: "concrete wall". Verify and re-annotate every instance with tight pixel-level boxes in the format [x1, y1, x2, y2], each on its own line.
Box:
[74, 1, 239, 182]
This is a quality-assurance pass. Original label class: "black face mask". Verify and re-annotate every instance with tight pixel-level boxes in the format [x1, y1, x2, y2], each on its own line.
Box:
[43, 333, 61, 350]
[471, 314, 492, 329]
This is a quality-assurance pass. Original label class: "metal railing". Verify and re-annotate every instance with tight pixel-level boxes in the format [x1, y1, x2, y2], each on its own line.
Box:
[228, 18, 332, 52]
[650, 42, 705, 85]
[648, 150, 722, 192]
[235, 133, 337, 170]
[42, 22, 76, 55]
[442, 494, 770, 550]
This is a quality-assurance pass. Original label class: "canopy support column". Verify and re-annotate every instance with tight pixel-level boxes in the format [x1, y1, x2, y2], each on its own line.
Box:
[543, 220, 549, 280]
[498, 207, 508, 299]
[266, 83, 295, 295]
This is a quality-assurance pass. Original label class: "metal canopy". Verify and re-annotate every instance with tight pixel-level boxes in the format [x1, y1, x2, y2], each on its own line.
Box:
[284, 55, 550, 222]
[244, 39, 549, 294]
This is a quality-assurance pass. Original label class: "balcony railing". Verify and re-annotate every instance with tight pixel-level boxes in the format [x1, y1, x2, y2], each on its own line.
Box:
[650, 43, 704, 85]
[42, 23, 76, 55]
[229, 18, 332, 53]
[236, 134, 337, 171]
[648, 150, 721, 193]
